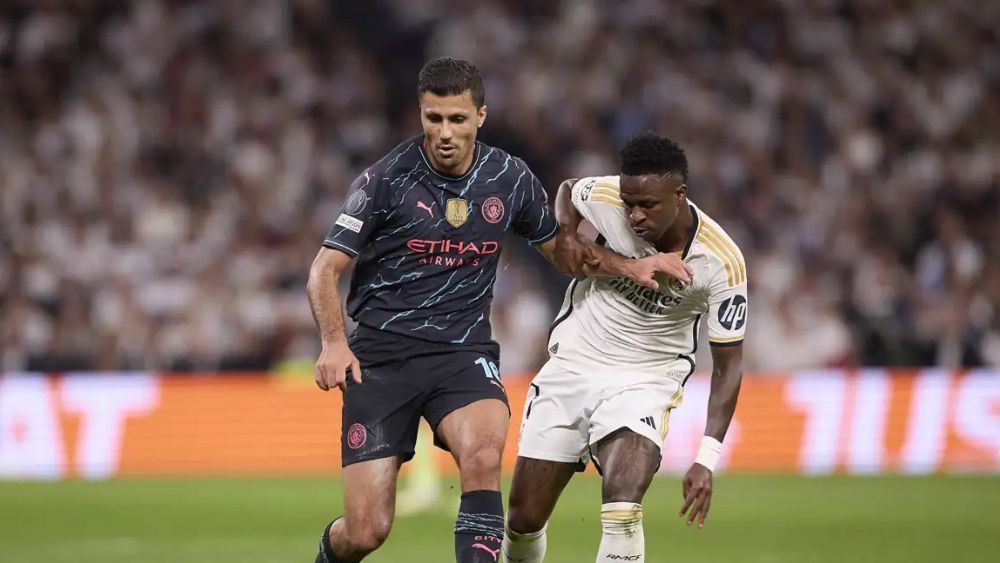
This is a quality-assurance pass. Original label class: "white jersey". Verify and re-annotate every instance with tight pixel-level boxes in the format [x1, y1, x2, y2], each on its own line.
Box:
[546, 176, 748, 382]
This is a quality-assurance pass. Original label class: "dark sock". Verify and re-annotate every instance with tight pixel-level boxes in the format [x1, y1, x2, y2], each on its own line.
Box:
[316, 518, 346, 563]
[454, 490, 504, 562]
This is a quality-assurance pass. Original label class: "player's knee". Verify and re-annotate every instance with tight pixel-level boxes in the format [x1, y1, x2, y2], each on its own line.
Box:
[458, 445, 503, 480]
[345, 518, 392, 554]
[506, 504, 546, 535]
[602, 474, 647, 504]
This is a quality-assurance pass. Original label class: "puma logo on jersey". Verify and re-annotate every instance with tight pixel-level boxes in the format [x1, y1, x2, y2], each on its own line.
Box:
[416, 200, 435, 218]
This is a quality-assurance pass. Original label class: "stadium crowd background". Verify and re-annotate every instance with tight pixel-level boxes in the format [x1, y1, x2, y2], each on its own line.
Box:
[1, 0, 998, 374]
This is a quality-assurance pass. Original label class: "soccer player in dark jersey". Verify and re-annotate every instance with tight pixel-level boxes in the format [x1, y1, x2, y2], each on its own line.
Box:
[306, 58, 691, 563]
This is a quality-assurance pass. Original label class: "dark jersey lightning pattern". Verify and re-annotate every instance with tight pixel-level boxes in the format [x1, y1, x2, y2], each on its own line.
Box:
[323, 135, 558, 348]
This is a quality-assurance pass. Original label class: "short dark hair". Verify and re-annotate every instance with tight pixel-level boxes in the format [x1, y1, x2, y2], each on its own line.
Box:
[417, 57, 485, 108]
[620, 131, 689, 180]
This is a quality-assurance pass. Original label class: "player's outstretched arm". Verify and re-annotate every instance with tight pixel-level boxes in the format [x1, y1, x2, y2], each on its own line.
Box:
[679, 343, 743, 528]
[543, 178, 692, 287]
[704, 343, 743, 444]
[306, 247, 362, 392]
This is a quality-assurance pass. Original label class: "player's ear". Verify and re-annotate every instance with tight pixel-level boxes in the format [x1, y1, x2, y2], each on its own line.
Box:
[676, 183, 688, 201]
[477, 104, 487, 128]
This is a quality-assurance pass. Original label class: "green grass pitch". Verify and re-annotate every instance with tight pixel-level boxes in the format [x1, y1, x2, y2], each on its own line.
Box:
[1, 475, 998, 562]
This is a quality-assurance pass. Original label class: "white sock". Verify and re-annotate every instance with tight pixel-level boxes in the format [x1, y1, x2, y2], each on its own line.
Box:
[502, 524, 547, 563]
[597, 502, 644, 563]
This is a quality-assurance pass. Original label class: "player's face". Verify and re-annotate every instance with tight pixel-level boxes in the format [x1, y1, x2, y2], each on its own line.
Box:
[619, 174, 687, 242]
[419, 91, 487, 175]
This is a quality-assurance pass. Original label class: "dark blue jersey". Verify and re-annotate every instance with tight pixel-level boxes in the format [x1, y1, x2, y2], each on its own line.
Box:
[323, 135, 558, 348]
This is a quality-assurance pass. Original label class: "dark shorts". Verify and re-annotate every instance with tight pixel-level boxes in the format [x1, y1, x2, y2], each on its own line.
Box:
[340, 326, 508, 467]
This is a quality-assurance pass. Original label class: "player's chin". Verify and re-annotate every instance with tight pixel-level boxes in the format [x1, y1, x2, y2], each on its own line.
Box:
[633, 228, 656, 242]
[437, 148, 458, 162]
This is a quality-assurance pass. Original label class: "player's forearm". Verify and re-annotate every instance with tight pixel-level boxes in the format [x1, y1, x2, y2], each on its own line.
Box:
[704, 356, 743, 442]
[577, 241, 636, 278]
[306, 263, 350, 345]
[553, 176, 640, 278]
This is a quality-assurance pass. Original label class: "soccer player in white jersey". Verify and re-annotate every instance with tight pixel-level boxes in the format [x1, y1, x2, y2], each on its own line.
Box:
[502, 132, 746, 563]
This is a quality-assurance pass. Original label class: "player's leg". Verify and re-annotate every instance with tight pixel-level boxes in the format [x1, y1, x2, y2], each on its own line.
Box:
[595, 428, 661, 503]
[589, 429, 661, 563]
[318, 456, 402, 562]
[316, 360, 425, 562]
[503, 362, 592, 563]
[437, 398, 509, 491]
[419, 349, 511, 563]
[435, 398, 509, 562]
[503, 456, 576, 563]
[587, 377, 684, 563]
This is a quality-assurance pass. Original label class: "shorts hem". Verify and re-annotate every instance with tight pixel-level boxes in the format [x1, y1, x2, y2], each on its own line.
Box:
[588, 425, 662, 452]
[516, 449, 584, 464]
[341, 448, 415, 468]
[426, 395, 511, 429]
[428, 396, 510, 452]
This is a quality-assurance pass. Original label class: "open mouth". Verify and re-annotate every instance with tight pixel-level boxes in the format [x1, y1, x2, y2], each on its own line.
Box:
[438, 145, 456, 157]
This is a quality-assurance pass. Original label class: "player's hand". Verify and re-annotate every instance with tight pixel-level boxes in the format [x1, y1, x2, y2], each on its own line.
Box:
[315, 339, 362, 392]
[626, 253, 693, 290]
[554, 228, 597, 276]
[679, 463, 713, 528]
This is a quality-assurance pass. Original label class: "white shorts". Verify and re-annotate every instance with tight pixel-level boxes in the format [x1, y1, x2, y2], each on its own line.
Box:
[517, 358, 686, 468]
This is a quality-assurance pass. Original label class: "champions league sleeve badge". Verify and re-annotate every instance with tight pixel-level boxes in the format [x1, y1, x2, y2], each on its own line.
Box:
[344, 189, 367, 215]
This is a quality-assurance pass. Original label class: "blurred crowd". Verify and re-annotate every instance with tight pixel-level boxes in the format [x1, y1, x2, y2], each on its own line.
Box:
[2, 0, 998, 373]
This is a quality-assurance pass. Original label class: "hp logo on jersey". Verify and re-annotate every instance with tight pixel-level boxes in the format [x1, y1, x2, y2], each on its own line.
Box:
[718, 295, 747, 330]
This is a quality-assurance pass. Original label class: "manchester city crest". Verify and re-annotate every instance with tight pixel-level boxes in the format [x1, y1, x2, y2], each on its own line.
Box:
[446, 198, 469, 227]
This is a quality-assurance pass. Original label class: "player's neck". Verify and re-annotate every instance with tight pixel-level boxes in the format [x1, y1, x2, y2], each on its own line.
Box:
[422, 138, 477, 178]
[654, 202, 694, 254]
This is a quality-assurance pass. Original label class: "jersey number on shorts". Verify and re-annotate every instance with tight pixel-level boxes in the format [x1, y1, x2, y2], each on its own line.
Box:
[474, 357, 503, 389]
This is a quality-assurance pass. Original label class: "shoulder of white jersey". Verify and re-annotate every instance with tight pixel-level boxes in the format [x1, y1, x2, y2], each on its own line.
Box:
[572, 176, 622, 208]
[689, 201, 747, 288]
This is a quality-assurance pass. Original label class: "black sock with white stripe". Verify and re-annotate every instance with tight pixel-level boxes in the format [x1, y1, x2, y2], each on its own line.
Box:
[455, 490, 504, 562]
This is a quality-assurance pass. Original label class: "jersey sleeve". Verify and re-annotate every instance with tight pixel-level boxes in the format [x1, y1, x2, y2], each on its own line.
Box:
[322, 169, 386, 257]
[706, 268, 748, 347]
[570, 177, 646, 257]
[510, 163, 558, 244]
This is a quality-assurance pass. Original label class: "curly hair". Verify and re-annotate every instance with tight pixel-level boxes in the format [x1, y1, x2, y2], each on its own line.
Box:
[619, 131, 689, 180]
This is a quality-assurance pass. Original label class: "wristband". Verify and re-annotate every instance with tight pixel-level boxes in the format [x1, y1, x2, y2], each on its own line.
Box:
[694, 436, 723, 472]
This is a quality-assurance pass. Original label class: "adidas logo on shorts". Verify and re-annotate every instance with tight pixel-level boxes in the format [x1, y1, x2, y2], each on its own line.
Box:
[640, 416, 656, 430]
